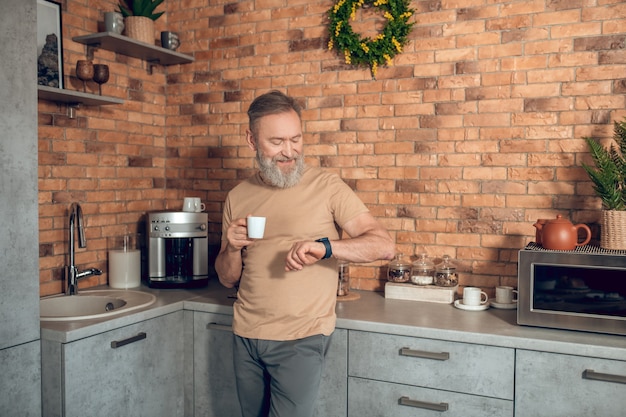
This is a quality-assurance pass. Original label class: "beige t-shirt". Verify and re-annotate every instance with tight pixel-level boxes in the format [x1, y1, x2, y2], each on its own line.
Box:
[222, 166, 369, 341]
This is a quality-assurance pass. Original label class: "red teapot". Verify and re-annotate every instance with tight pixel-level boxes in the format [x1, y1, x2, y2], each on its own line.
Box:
[534, 215, 591, 251]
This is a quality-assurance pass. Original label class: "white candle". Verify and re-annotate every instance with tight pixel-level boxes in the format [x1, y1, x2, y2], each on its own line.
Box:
[108, 249, 141, 288]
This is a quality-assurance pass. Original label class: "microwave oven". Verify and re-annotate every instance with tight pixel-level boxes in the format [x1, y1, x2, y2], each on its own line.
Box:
[517, 243, 626, 336]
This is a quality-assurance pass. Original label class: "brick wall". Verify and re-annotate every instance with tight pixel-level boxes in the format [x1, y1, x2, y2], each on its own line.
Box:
[37, 0, 626, 296]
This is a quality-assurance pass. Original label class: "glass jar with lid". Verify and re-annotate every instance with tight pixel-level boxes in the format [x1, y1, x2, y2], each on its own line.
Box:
[410, 253, 435, 285]
[434, 255, 459, 287]
[387, 253, 411, 283]
[337, 260, 350, 296]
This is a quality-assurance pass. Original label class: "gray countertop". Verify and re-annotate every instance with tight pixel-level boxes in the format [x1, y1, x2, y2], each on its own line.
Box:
[40, 280, 626, 360]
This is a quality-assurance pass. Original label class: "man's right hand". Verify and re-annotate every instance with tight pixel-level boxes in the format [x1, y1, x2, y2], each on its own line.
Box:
[225, 217, 256, 251]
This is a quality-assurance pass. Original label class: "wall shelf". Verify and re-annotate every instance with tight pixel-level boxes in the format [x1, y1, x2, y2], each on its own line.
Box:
[37, 85, 124, 106]
[72, 32, 195, 65]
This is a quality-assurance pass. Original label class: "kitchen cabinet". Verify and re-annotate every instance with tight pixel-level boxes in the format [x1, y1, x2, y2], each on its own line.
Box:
[39, 287, 626, 417]
[515, 349, 626, 417]
[192, 312, 241, 417]
[41, 311, 184, 417]
[349, 378, 512, 417]
[0, 341, 41, 417]
[193, 312, 347, 417]
[315, 327, 348, 417]
[0, 1, 42, 415]
[347, 330, 514, 417]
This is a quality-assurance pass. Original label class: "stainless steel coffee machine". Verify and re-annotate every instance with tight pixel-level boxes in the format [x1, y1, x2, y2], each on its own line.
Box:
[147, 211, 209, 288]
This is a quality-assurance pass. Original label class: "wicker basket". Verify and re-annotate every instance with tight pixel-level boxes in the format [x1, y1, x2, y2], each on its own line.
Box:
[124, 16, 154, 45]
[600, 210, 626, 250]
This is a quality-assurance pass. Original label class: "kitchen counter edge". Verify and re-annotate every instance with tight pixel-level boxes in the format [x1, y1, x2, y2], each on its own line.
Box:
[40, 282, 626, 360]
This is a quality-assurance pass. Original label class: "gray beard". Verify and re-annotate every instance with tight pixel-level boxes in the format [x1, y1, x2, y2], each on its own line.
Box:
[257, 151, 305, 189]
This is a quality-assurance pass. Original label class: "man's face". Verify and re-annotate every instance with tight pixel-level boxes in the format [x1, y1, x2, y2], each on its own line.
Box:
[247, 110, 305, 188]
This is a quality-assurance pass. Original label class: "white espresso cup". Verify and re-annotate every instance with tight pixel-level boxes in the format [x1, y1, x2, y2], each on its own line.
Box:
[183, 197, 205, 212]
[182, 197, 196, 212]
[192, 197, 205, 212]
[247, 216, 266, 239]
[495, 286, 518, 304]
[463, 287, 489, 306]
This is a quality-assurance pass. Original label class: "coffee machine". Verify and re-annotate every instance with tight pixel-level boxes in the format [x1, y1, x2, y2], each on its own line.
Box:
[147, 211, 209, 288]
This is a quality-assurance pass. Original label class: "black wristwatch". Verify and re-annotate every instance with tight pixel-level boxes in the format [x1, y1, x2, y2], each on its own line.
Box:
[315, 237, 332, 259]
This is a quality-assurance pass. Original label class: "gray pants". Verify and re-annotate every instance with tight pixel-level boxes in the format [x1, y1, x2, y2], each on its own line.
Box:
[233, 333, 331, 417]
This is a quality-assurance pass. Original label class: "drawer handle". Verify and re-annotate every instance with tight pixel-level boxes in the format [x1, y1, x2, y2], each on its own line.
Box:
[206, 322, 233, 332]
[399, 396, 449, 412]
[400, 347, 450, 361]
[110, 332, 146, 349]
[583, 369, 626, 385]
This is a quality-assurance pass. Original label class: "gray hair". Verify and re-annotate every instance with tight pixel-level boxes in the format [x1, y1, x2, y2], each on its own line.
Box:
[247, 90, 302, 137]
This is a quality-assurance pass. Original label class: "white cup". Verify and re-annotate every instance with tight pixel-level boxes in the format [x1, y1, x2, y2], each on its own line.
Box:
[104, 11, 124, 34]
[193, 198, 206, 212]
[247, 216, 266, 239]
[463, 287, 488, 306]
[182, 197, 195, 212]
[495, 286, 518, 304]
[183, 197, 205, 212]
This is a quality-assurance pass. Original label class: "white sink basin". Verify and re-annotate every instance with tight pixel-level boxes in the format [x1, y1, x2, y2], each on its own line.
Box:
[40, 289, 157, 322]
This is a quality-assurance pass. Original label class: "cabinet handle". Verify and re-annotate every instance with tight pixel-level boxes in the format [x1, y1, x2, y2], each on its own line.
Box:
[206, 323, 232, 332]
[399, 396, 449, 412]
[583, 369, 626, 385]
[110, 332, 146, 349]
[399, 347, 450, 361]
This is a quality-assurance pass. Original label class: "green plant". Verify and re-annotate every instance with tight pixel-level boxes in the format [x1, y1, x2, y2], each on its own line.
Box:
[117, 0, 165, 21]
[582, 118, 626, 211]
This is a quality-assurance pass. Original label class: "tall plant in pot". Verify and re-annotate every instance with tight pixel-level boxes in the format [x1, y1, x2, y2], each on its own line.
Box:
[117, 0, 164, 45]
[582, 118, 626, 249]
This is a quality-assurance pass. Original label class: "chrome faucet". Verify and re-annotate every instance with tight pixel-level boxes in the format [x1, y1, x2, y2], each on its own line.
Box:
[66, 203, 102, 295]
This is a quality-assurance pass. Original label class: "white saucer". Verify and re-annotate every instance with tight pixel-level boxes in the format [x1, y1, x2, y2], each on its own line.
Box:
[454, 299, 490, 311]
[491, 301, 517, 310]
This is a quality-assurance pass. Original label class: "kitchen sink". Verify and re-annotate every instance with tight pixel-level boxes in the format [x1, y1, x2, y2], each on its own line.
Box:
[40, 289, 157, 322]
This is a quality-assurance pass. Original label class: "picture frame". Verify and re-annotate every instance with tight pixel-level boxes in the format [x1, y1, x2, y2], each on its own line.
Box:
[37, 0, 64, 89]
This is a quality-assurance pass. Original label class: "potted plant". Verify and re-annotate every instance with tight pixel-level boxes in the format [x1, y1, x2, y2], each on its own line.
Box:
[582, 117, 626, 249]
[117, 0, 164, 45]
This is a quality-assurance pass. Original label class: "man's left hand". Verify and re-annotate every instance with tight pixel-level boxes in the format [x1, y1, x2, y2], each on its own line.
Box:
[284, 240, 326, 271]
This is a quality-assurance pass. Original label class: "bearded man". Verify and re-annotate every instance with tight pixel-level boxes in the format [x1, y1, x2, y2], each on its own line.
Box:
[214, 90, 395, 417]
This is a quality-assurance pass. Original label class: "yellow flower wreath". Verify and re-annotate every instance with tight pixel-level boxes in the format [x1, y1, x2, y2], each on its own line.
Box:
[327, 0, 415, 78]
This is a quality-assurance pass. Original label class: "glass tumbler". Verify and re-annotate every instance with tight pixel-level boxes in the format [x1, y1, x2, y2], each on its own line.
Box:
[337, 261, 350, 296]
[108, 234, 141, 288]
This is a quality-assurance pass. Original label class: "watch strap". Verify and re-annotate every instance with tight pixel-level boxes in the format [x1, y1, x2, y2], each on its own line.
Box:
[315, 237, 332, 259]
